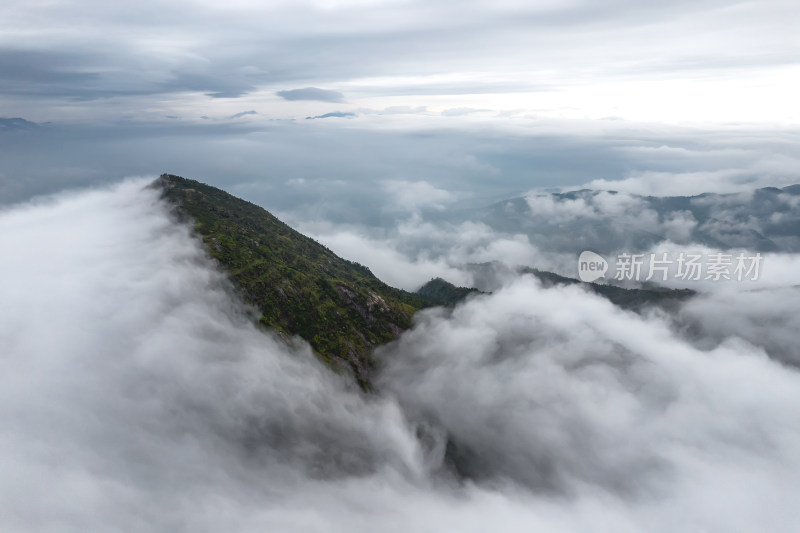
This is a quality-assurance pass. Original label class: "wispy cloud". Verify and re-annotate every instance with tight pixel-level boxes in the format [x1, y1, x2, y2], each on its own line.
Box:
[229, 110, 257, 119]
[277, 87, 345, 103]
[305, 111, 354, 119]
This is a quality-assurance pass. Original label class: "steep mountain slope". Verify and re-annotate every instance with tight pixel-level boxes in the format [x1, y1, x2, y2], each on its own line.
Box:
[155, 174, 429, 386]
[154, 174, 700, 386]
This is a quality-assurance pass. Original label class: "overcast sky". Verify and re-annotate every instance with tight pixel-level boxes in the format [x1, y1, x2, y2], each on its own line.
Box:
[2, 0, 798, 123]
[1, 0, 798, 210]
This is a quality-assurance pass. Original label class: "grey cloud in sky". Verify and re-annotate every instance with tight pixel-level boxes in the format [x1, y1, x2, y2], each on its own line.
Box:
[0, 0, 797, 226]
[0, 0, 795, 120]
[305, 111, 355, 120]
[0, 48, 258, 100]
[229, 110, 257, 119]
[277, 87, 346, 103]
[0, 49, 101, 98]
[162, 71, 256, 99]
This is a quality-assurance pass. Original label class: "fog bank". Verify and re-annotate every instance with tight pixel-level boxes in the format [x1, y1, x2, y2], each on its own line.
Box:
[2, 181, 800, 532]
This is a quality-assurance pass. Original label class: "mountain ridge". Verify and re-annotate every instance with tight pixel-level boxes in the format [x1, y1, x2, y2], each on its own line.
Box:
[155, 173, 430, 387]
[154, 174, 700, 387]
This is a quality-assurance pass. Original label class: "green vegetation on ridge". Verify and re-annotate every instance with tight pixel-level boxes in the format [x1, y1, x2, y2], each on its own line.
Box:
[155, 174, 430, 386]
[153, 174, 695, 387]
[415, 277, 483, 306]
[523, 267, 695, 311]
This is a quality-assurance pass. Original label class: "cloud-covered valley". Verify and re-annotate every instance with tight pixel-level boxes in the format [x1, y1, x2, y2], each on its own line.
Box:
[2, 179, 800, 532]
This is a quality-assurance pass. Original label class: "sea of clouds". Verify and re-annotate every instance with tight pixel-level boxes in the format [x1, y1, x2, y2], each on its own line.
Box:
[1, 179, 800, 532]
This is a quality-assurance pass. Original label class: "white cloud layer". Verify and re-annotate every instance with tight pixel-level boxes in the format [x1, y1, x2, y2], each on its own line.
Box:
[295, 214, 553, 290]
[2, 180, 800, 532]
[378, 276, 800, 530]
